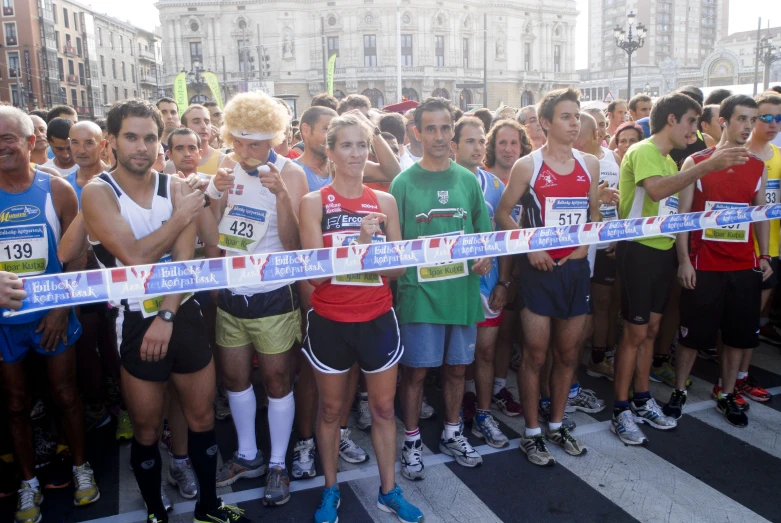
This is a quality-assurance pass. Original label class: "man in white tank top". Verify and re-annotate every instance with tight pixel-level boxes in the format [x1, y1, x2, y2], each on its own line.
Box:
[82, 101, 247, 523]
[207, 91, 308, 506]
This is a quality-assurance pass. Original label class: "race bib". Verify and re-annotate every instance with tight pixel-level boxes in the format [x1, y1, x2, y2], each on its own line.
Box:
[544, 197, 588, 227]
[417, 232, 468, 283]
[218, 205, 269, 252]
[194, 236, 206, 260]
[331, 233, 385, 287]
[703, 201, 749, 243]
[659, 196, 678, 216]
[600, 205, 617, 222]
[766, 179, 780, 205]
[0, 225, 49, 276]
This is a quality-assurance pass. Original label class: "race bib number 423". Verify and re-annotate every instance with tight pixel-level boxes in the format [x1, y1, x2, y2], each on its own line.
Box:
[218, 205, 269, 252]
[0, 225, 48, 276]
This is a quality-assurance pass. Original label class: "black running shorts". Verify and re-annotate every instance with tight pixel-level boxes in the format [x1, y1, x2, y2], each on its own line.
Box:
[591, 248, 617, 286]
[617, 241, 677, 325]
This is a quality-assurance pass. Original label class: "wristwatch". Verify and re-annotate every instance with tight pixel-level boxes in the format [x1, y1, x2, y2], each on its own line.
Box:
[157, 309, 176, 323]
[496, 280, 511, 289]
[373, 126, 382, 136]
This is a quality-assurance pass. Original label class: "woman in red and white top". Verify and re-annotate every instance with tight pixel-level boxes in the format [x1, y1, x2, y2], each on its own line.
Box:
[298, 114, 423, 523]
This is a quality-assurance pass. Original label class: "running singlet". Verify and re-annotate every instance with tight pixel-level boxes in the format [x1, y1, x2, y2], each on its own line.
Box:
[597, 147, 620, 249]
[65, 168, 83, 208]
[0, 172, 63, 324]
[476, 167, 504, 297]
[198, 148, 221, 175]
[219, 149, 289, 295]
[520, 148, 592, 260]
[295, 159, 333, 193]
[43, 159, 79, 177]
[689, 147, 764, 271]
[89, 172, 175, 313]
[755, 144, 781, 258]
[310, 185, 392, 322]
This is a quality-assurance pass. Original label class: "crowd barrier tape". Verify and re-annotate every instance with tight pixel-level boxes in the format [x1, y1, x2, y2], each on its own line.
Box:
[6, 203, 781, 317]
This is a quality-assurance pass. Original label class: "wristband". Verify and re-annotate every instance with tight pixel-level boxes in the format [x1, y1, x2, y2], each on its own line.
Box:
[496, 280, 511, 289]
[760, 255, 772, 262]
[205, 177, 224, 200]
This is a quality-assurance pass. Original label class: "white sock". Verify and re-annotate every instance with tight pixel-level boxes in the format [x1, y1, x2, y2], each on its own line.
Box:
[525, 426, 542, 437]
[228, 386, 258, 461]
[548, 421, 562, 431]
[267, 391, 295, 468]
[443, 422, 460, 439]
[493, 378, 506, 396]
[24, 476, 40, 490]
[173, 456, 189, 468]
[464, 379, 476, 395]
[404, 429, 420, 443]
[568, 383, 580, 399]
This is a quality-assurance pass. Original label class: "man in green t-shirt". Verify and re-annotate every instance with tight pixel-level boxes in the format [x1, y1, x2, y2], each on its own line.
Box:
[389, 98, 492, 480]
[612, 93, 751, 446]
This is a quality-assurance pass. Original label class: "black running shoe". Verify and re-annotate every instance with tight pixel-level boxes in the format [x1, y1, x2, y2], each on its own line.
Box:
[717, 394, 748, 428]
[662, 389, 687, 420]
[194, 498, 251, 522]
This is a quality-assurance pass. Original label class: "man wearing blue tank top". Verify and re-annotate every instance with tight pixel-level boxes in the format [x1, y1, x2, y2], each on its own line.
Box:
[0, 106, 99, 523]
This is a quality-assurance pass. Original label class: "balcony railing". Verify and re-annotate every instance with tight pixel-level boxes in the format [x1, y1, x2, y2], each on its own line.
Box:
[8, 68, 17, 78]
[3, 7, 13, 16]
[64, 46, 77, 56]
[6, 36, 17, 46]
[74, 106, 92, 116]
[139, 73, 157, 85]
[66, 74, 79, 85]
[138, 49, 156, 61]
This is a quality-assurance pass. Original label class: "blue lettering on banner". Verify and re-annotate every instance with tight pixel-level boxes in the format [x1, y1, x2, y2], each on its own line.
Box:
[227, 205, 267, 222]
[0, 225, 45, 241]
[262, 249, 332, 282]
[599, 218, 646, 241]
[14, 270, 108, 313]
[451, 234, 488, 260]
[550, 198, 589, 210]
[712, 206, 750, 227]
[528, 225, 579, 251]
[659, 212, 702, 234]
[361, 243, 405, 271]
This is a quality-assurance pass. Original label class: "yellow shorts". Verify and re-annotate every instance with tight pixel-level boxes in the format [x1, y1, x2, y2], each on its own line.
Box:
[216, 308, 301, 354]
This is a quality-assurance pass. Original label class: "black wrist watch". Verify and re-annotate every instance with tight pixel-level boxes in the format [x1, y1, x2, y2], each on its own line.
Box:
[496, 280, 511, 289]
[373, 126, 382, 136]
[157, 309, 176, 323]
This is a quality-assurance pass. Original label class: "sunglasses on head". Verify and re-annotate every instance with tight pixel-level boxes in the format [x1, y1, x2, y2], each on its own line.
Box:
[758, 114, 781, 124]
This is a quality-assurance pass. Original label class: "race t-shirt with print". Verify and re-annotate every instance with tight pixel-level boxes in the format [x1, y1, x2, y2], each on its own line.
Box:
[618, 138, 680, 251]
[389, 160, 492, 326]
[476, 167, 505, 298]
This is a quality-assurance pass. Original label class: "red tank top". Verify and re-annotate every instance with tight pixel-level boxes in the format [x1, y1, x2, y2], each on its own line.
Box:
[521, 151, 592, 259]
[311, 185, 393, 322]
[689, 147, 764, 271]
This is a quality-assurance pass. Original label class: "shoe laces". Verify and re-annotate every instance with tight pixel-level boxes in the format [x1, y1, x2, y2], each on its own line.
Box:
[479, 415, 503, 437]
[17, 484, 37, 509]
[294, 440, 314, 462]
[358, 400, 371, 416]
[556, 426, 578, 445]
[403, 440, 422, 463]
[74, 464, 94, 491]
[531, 434, 549, 453]
[449, 431, 474, 453]
[176, 460, 197, 485]
[381, 485, 406, 511]
[219, 499, 245, 515]
[318, 487, 340, 509]
[340, 429, 358, 450]
[267, 467, 287, 490]
[617, 410, 641, 431]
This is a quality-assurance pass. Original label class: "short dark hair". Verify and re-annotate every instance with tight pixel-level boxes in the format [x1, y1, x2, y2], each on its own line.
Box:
[453, 116, 485, 145]
[380, 131, 398, 145]
[29, 110, 48, 120]
[336, 94, 371, 115]
[484, 119, 532, 169]
[167, 127, 201, 151]
[607, 99, 627, 114]
[719, 94, 758, 122]
[768, 86, 781, 95]
[628, 94, 652, 112]
[649, 93, 702, 135]
[46, 105, 76, 123]
[538, 88, 581, 135]
[46, 117, 72, 142]
[203, 101, 219, 110]
[473, 108, 494, 132]
[413, 97, 454, 132]
[311, 92, 339, 111]
[704, 89, 732, 106]
[453, 109, 464, 122]
[755, 92, 781, 108]
[698, 105, 719, 131]
[106, 99, 164, 139]
[614, 121, 645, 144]
[677, 86, 704, 107]
[94, 118, 107, 132]
[156, 97, 178, 110]
[379, 113, 406, 143]
[300, 105, 337, 131]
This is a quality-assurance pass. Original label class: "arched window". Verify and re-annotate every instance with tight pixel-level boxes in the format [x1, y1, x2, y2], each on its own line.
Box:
[362, 88, 384, 108]
[189, 94, 210, 104]
[431, 87, 450, 100]
[459, 89, 472, 110]
[402, 87, 419, 102]
[520, 90, 534, 107]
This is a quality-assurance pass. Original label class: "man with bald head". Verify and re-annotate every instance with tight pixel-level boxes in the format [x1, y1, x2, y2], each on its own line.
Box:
[583, 107, 609, 147]
[29, 115, 49, 166]
[67, 121, 106, 206]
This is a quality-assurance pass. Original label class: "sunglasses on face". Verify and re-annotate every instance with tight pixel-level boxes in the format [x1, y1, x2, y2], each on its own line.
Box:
[758, 114, 781, 124]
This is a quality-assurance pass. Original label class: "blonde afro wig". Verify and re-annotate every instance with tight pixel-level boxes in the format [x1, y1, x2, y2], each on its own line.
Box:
[221, 91, 290, 148]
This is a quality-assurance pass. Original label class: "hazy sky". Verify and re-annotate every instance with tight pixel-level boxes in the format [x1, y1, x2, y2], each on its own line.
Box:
[90, 0, 770, 70]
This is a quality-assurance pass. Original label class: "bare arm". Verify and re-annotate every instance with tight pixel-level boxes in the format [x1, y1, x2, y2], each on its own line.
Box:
[159, 183, 198, 313]
[363, 133, 402, 183]
[754, 165, 770, 257]
[274, 161, 308, 251]
[675, 178, 696, 289]
[496, 156, 532, 232]
[374, 192, 406, 279]
[58, 212, 88, 264]
[298, 192, 329, 286]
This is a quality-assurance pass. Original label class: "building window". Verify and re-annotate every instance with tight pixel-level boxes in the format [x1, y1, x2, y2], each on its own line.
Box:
[81, 90, 86, 108]
[401, 34, 412, 67]
[114, 86, 118, 101]
[54, 30, 59, 50]
[363, 34, 377, 66]
[52, 3, 57, 23]
[76, 37, 82, 56]
[134, 90, 137, 98]
[70, 88, 76, 106]
[57, 57, 63, 80]
[102, 84, 107, 104]
[110, 32, 114, 50]
[100, 55, 105, 76]
[131, 64, 135, 83]
[73, 12, 78, 31]
[78, 62, 85, 84]
[63, 7, 68, 28]
[130, 40, 134, 56]
[327, 36, 340, 68]
[7, 52, 19, 78]
[190, 41, 202, 64]
[124, 88, 128, 99]
[524, 43, 531, 71]
[4, 22, 17, 46]
[97, 27, 102, 47]
[554, 45, 561, 73]
[402, 87, 419, 102]
[120, 35, 124, 53]
[121, 62, 126, 81]
[67, 59, 74, 75]
[112, 58, 116, 79]
[463, 38, 469, 68]
[3, 0, 14, 17]
[435, 36, 445, 67]
[362, 88, 384, 108]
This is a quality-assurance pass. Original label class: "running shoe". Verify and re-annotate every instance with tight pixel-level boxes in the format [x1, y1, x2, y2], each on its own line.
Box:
[115, 409, 133, 441]
[461, 391, 477, 423]
[717, 394, 748, 428]
[29, 399, 46, 421]
[214, 387, 232, 421]
[420, 397, 435, 420]
[545, 426, 587, 456]
[471, 414, 509, 448]
[263, 466, 290, 506]
[292, 438, 316, 479]
[610, 409, 648, 446]
[314, 485, 341, 523]
[567, 387, 606, 414]
[72, 462, 99, 506]
[377, 484, 424, 523]
[491, 387, 523, 416]
[356, 399, 372, 430]
[15, 481, 43, 523]
[586, 355, 614, 381]
[33, 427, 56, 469]
[711, 384, 749, 411]
[161, 486, 172, 512]
[159, 422, 173, 457]
[759, 324, 781, 347]
[400, 439, 425, 481]
[0, 454, 18, 498]
[216, 452, 267, 487]
[519, 433, 555, 466]
[339, 428, 368, 464]
[439, 427, 482, 467]
[168, 458, 198, 499]
[736, 376, 772, 402]
[662, 389, 687, 420]
[630, 398, 677, 430]
[85, 405, 111, 433]
[510, 343, 522, 372]
[194, 498, 250, 522]
[538, 400, 576, 431]
[42, 451, 71, 489]
[649, 362, 692, 388]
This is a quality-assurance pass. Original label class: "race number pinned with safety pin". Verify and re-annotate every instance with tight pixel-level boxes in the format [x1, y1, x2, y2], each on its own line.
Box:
[0, 225, 49, 276]
[703, 201, 750, 243]
[218, 205, 269, 252]
[544, 197, 588, 228]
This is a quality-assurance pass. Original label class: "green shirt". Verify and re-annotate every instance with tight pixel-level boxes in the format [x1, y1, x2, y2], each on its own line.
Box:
[389, 160, 492, 325]
[618, 138, 680, 250]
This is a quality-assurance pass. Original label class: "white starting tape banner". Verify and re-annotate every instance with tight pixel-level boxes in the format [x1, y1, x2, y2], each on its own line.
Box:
[6, 204, 781, 317]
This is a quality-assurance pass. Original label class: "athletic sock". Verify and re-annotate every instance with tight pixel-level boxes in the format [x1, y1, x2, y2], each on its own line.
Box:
[443, 421, 460, 439]
[633, 391, 651, 406]
[267, 391, 295, 469]
[548, 421, 562, 431]
[228, 386, 258, 461]
[591, 347, 606, 364]
[404, 428, 420, 443]
[652, 354, 670, 368]
[540, 397, 551, 410]
[525, 426, 542, 437]
[188, 429, 218, 511]
[613, 400, 629, 418]
[130, 438, 166, 519]
[492, 378, 506, 396]
[172, 455, 188, 468]
[464, 379, 476, 395]
[737, 371, 748, 381]
[569, 383, 580, 399]
[23, 476, 40, 490]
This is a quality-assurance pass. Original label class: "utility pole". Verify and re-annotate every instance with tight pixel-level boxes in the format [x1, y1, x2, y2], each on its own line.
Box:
[222, 55, 227, 101]
[396, 0, 402, 103]
[242, 25, 248, 83]
[753, 17, 762, 96]
[483, 13, 488, 108]
[257, 23, 262, 81]
[321, 17, 328, 92]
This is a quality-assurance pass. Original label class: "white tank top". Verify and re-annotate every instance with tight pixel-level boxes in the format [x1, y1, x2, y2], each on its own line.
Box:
[90, 171, 174, 311]
[220, 150, 289, 295]
[597, 147, 620, 249]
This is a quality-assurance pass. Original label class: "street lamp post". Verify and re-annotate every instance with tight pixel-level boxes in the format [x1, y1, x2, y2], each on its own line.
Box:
[757, 34, 780, 91]
[614, 12, 646, 99]
[185, 62, 208, 103]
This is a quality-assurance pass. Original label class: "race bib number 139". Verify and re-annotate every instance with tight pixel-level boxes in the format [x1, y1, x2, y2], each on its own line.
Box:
[0, 225, 49, 276]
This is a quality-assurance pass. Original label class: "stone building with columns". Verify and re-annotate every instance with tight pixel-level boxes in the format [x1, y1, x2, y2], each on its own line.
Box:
[155, 0, 579, 114]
